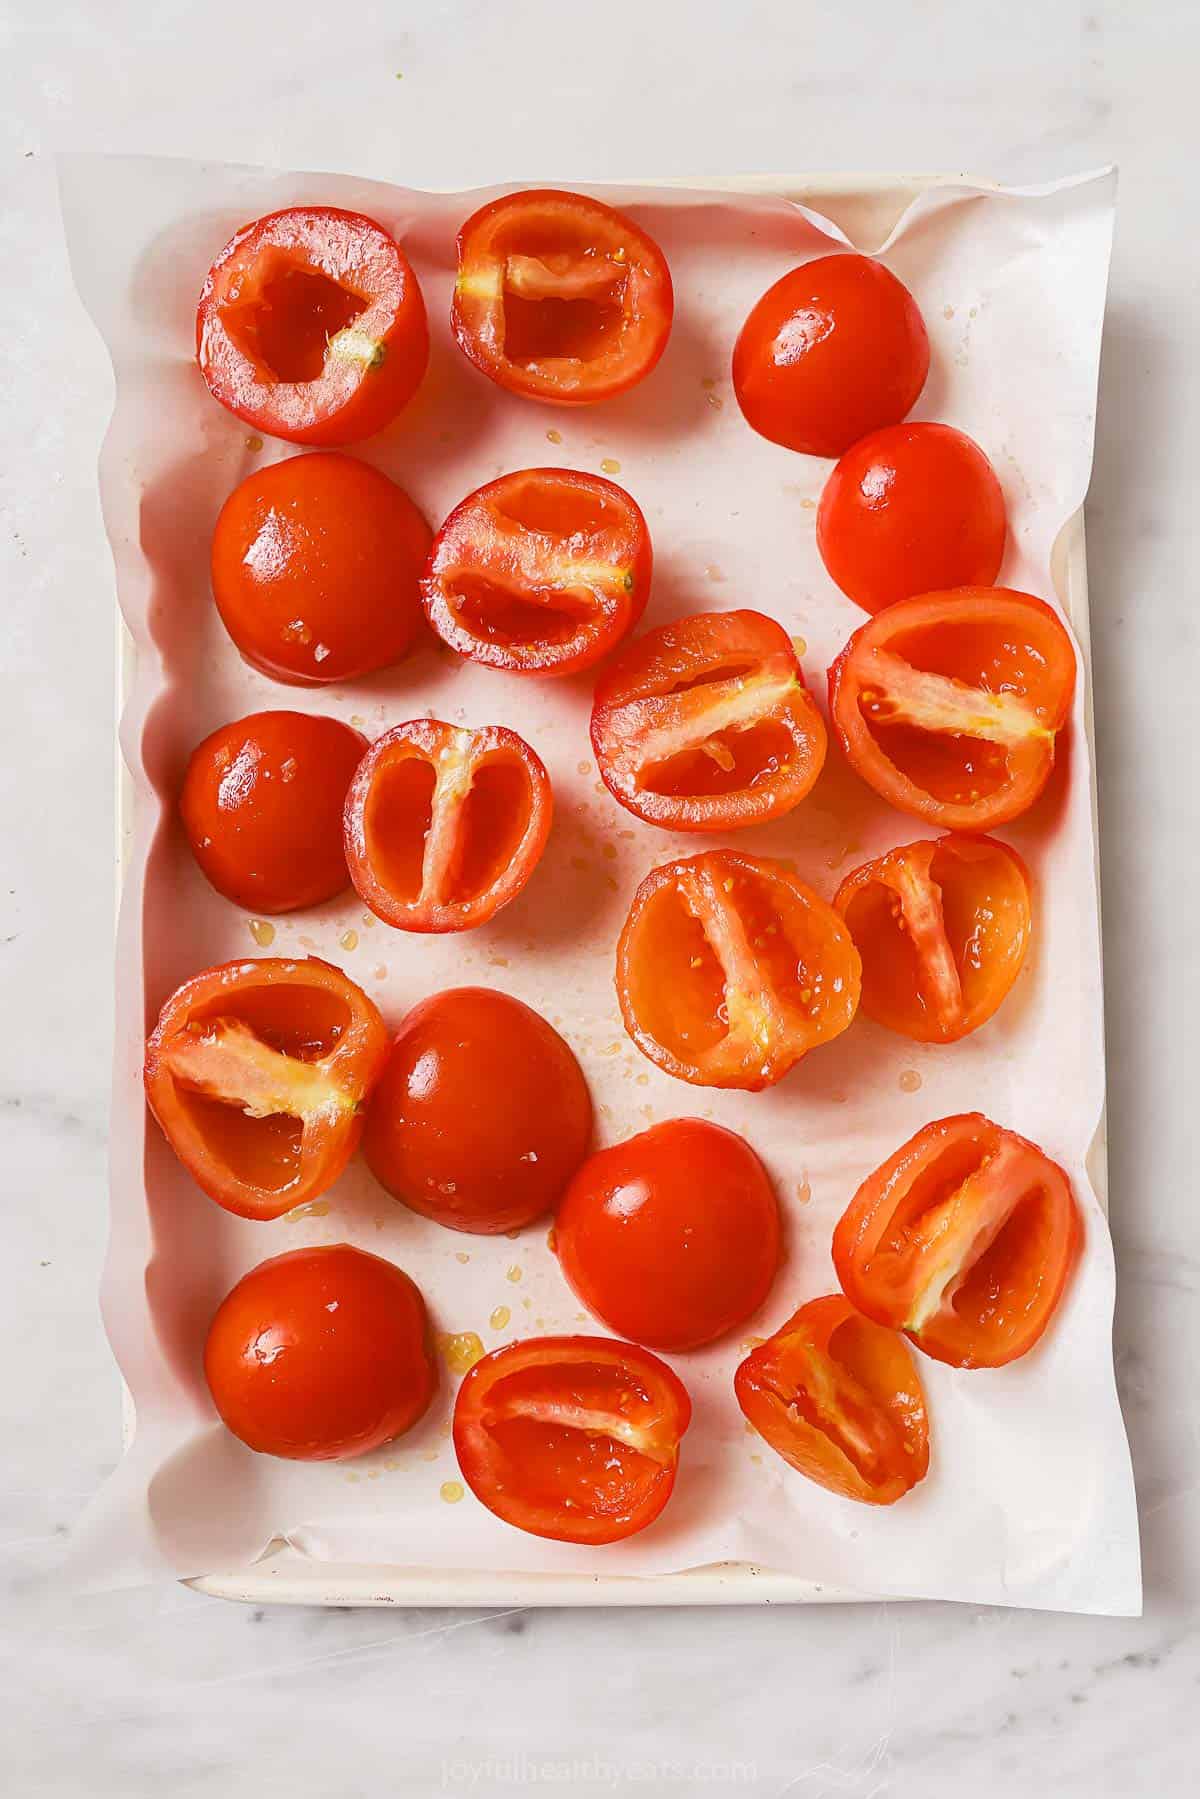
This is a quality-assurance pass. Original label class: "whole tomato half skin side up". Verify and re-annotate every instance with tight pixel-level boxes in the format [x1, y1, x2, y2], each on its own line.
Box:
[197, 205, 429, 445]
[591, 609, 827, 831]
[735, 1296, 930, 1505]
[832, 1113, 1082, 1369]
[422, 467, 652, 677]
[453, 1336, 692, 1543]
[144, 957, 389, 1220]
[452, 189, 674, 405]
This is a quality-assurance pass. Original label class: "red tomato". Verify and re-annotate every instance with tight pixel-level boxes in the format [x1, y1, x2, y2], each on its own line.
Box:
[204, 1244, 434, 1460]
[833, 1113, 1081, 1368]
[196, 206, 428, 445]
[453, 1336, 691, 1543]
[835, 834, 1031, 1043]
[344, 719, 552, 933]
[732, 254, 929, 457]
[617, 850, 861, 1090]
[817, 423, 1007, 614]
[144, 957, 388, 1220]
[735, 1295, 929, 1505]
[452, 189, 673, 404]
[211, 451, 431, 686]
[591, 610, 827, 832]
[828, 587, 1077, 831]
[555, 1119, 780, 1351]
[180, 710, 366, 913]
[422, 467, 651, 676]
[363, 987, 593, 1233]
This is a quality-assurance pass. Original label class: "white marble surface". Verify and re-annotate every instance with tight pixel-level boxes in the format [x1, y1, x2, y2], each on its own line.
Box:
[2, 1, 1197, 1792]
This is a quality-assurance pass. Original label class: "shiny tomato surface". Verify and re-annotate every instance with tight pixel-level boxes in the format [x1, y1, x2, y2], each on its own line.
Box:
[452, 189, 673, 404]
[591, 609, 826, 831]
[363, 987, 593, 1233]
[453, 1336, 691, 1543]
[196, 206, 428, 445]
[204, 1244, 435, 1460]
[144, 957, 388, 1219]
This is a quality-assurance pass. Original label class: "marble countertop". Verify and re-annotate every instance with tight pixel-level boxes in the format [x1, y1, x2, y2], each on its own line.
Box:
[3, 1, 1196, 1793]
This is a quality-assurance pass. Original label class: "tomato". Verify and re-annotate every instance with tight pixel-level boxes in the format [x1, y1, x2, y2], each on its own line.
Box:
[452, 189, 673, 405]
[211, 451, 431, 686]
[363, 987, 593, 1233]
[422, 467, 651, 677]
[616, 850, 860, 1090]
[144, 957, 388, 1220]
[834, 833, 1031, 1043]
[591, 610, 827, 832]
[343, 719, 552, 933]
[817, 423, 1007, 614]
[735, 1295, 929, 1505]
[452, 1336, 691, 1543]
[204, 1244, 434, 1460]
[555, 1119, 779, 1351]
[196, 206, 428, 445]
[828, 587, 1077, 832]
[732, 254, 929, 457]
[833, 1113, 1081, 1368]
[180, 710, 366, 914]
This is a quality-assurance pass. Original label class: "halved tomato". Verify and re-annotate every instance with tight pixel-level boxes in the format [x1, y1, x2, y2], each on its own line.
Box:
[144, 957, 389, 1220]
[832, 1113, 1081, 1368]
[452, 1336, 691, 1543]
[616, 850, 861, 1090]
[452, 189, 673, 404]
[735, 1296, 929, 1505]
[828, 588, 1077, 831]
[343, 719, 552, 932]
[591, 610, 826, 831]
[196, 206, 428, 445]
[422, 467, 651, 676]
[834, 834, 1032, 1042]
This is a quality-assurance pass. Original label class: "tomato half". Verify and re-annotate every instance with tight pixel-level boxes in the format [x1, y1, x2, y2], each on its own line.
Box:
[834, 834, 1031, 1043]
[616, 850, 861, 1090]
[828, 588, 1077, 831]
[452, 189, 673, 404]
[732, 254, 929, 458]
[196, 206, 428, 445]
[180, 710, 366, 913]
[735, 1295, 929, 1505]
[363, 987, 593, 1233]
[452, 1336, 691, 1543]
[204, 1244, 435, 1460]
[144, 957, 388, 1220]
[343, 719, 552, 933]
[832, 1113, 1081, 1368]
[555, 1119, 780, 1351]
[591, 609, 827, 832]
[817, 423, 1007, 614]
[422, 467, 651, 676]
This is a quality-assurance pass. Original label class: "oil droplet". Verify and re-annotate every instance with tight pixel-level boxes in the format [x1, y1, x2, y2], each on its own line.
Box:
[577, 759, 592, 776]
[287, 1200, 331, 1222]
[705, 564, 725, 583]
[437, 1331, 485, 1375]
[635, 1073, 649, 1087]
[706, 392, 724, 411]
[421, 1449, 439, 1462]
[367, 1468, 380, 1480]
[522, 1297, 532, 1309]
[593, 780, 608, 798]
[796, 1175, 812, 1205]
[535, 1316, 546, 1329]
[345, 1471, 361, 1483]
[599, 457, 621, 475]
[374, 965, 388, 980]
[361, 912, 376, 928]
[799, 497, 816, 510]
[750, 1453, 763, 1466]
[943, 304, 955, 320]
[490, 1305, 511, 1331]
[245, 434, 264, 452]
[339, 929, 358, 951]
[546, 1226, 557, 1253]
[792, 635, 807, 657]
[745, 1420, 757, 1435]
[740, 1336, 766, 1352]
[546, 428, 563, 445]
[602, 1042, 622, 1057]
[350, 715, 366, 729]
[488, 954, 510, 968]
[506, 1265, 523, 1284]
[440, 1480, 465, 1504]
[455, 1251, 471, 1264]
[249, 919, 275, 948]
[899, 1069, 923, 1093]
[504, 1227, 520, 1241]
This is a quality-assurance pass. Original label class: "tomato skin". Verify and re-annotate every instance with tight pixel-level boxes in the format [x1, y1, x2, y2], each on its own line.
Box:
[832, 1113, 1081, 1368]
[196, 206, 428, 445]
[555, 1119, 780, 1351]
[732, 254, 929, 457]
[735, 1296, 929, 1505]
[452, 189, 673, 405]
[422, 468, 652, 677]
[144, 957, 389, 1220]
[591, 609, 827, 831]
[817, 423, 1006, 614]
[453, 1335, 691, 1543]
[180, 711, 366, 913]
[204, 1245, 435, 1460]
[363, 987, 593, 1234]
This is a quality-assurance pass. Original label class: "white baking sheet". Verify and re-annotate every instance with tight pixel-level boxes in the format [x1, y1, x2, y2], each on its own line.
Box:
[59, 155, 1139, 1613]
